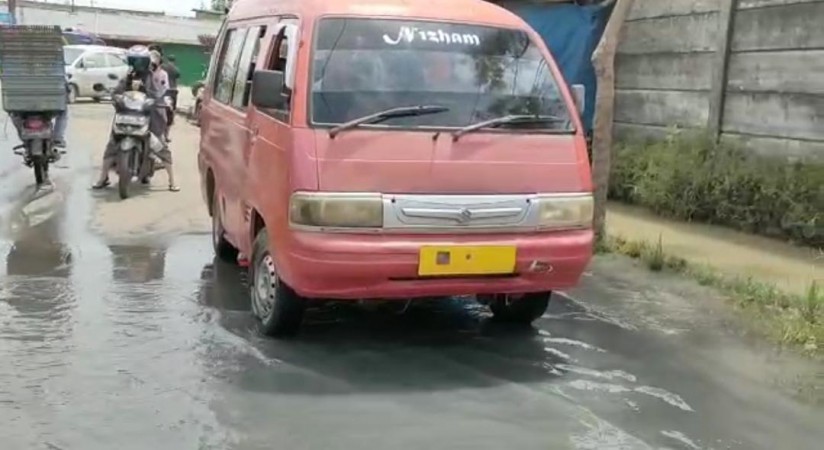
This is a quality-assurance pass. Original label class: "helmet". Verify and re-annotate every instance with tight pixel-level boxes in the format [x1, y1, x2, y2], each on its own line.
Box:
[126, 45, 151, 74]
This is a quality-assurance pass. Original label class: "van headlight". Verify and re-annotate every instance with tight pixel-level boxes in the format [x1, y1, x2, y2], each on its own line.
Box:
[289, 192, 383, 228]
[536, 194, 593, 230]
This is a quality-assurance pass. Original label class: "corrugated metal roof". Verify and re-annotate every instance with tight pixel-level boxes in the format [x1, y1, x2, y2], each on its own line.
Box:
[14, 4, 220, 45]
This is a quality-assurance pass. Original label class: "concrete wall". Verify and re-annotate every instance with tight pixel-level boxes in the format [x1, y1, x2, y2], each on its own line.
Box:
[615, 0, 824, 160]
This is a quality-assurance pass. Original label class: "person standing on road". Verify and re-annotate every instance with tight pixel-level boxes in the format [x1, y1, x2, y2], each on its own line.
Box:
[161, 55, 180, 142]
[150, 45, 180, 142]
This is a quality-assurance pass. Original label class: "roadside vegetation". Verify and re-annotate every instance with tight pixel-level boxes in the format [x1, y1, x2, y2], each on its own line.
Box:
[603, 130, 823, 355]
[609, 131, 823, 249]
[598, 235, 823, 356]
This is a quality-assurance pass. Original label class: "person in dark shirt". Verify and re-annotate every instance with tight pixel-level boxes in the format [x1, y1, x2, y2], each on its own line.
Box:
[161, 55, 181, 141]
[162, 55, 181, 104]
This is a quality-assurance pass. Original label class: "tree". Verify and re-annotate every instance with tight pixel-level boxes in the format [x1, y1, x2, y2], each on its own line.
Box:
[590, 0, 635, 243]
[210, 0, 232, 12]
[8, 0, 17, 22]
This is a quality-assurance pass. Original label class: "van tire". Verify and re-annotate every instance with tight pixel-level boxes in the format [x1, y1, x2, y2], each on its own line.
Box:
[212, 193, 239, 263]
[487, 292, 551, 325]
[249, 229, 305, 337]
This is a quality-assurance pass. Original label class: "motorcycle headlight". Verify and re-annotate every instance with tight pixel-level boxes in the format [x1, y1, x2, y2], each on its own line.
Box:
[535, 194, 593, 230]
[289, 193, 383, 229]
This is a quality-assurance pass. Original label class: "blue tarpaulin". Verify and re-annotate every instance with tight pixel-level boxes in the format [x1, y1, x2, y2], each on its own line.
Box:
[502, 1, 612, 133]
[0, 12, 15, 25]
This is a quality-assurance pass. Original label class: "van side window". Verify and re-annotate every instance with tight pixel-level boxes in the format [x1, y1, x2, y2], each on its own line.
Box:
[261, 20, 297, 121]
[214, 28, 249, 104]
[232, 25, 267, 109]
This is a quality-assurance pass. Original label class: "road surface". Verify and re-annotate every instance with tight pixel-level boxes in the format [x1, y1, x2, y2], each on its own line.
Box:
[0, 103, 822, 450]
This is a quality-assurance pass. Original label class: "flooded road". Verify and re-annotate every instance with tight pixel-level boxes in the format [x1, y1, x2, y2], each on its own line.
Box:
[1, 105, 822, 449]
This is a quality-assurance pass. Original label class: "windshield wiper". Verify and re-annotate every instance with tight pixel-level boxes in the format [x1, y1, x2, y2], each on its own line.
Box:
[329, 105, 449, 138]
[451, 114, 570, 141]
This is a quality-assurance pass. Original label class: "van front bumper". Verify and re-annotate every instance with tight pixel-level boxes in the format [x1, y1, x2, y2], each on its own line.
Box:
[279, 230, 593, 300]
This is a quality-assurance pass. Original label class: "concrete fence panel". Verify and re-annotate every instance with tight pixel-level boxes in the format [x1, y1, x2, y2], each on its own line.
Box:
[616, 0, 824, 160]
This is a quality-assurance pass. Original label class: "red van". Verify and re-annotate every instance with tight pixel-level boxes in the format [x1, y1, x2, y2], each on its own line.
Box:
[199, 0, 594, 336]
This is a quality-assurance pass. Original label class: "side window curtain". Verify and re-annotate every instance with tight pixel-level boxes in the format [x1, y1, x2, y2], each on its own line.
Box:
[214, 27, 250, 104]
[232, 25, 267, 109]
[262, 19, 298, 121]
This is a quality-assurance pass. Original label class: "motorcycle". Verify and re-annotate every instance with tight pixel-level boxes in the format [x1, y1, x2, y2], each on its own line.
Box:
[12, 112, 61, 187]
[93, 83, 159, 200]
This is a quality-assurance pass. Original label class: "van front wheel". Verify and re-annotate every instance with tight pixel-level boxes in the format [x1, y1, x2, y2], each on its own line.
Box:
[250, 229, 305, 337]
[484, 292, 551, 325]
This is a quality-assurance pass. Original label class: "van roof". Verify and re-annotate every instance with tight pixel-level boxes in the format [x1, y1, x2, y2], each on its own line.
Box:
[230, 0, 525, 28]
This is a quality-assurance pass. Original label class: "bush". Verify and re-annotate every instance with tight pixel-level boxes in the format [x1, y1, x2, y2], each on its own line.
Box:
[609, 131, 824, 248]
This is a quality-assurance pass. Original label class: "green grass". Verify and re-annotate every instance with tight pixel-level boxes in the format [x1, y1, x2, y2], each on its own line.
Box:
[603, 235, 824, 355]
[609, 130, 823, 248]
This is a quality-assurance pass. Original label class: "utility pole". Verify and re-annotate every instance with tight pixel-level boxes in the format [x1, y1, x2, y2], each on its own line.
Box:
[590, 0, 635, 243]
[8, 0, 18, 23]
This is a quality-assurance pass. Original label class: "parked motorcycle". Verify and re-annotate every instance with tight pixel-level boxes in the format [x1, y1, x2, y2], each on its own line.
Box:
[94, 83, 159, 200]
[12, 113, 61, 186]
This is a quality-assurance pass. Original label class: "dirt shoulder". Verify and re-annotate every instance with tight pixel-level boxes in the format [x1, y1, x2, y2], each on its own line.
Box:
[607, 202, 822, 297]
[606, 202, 823, 356]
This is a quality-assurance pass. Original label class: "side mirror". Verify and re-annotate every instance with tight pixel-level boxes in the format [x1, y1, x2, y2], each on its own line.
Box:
[571, 84, 585, 116]
[251, 70, 287, 110]
[107, 73, 119, 80]
[77, 60, 85, 69]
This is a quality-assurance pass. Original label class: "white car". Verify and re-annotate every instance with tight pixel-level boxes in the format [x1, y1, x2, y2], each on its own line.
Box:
[64, 45, 130, 103]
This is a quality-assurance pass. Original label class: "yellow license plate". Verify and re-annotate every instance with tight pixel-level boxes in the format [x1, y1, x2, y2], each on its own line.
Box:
[418, 246, 517, 276]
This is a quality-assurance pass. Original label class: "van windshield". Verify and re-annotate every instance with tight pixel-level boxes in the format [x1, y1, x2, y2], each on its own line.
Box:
[311, 18, 573, 132]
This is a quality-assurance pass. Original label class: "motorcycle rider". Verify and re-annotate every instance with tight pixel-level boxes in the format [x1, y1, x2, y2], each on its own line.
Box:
[91, 46, 179, 192]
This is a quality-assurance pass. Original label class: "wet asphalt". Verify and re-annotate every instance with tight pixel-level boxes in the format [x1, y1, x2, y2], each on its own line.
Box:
[1, 105, 823, 450]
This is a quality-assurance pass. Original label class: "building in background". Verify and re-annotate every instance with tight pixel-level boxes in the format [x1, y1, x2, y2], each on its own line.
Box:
[0, 0, 220, 86]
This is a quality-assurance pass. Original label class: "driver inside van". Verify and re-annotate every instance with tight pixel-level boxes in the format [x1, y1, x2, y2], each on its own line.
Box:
[313, 36, 389, 122]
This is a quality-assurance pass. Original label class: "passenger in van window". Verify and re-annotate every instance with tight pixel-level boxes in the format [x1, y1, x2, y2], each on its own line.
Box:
[422, 52, 463, 92]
